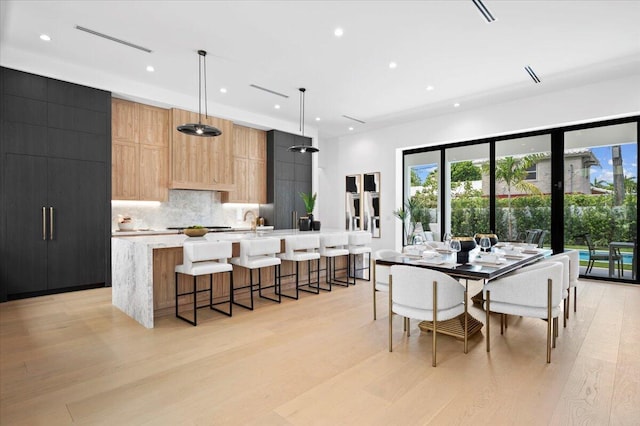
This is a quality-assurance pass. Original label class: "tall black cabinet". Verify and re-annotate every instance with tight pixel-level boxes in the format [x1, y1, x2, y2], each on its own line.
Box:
[260, 130, 312, 229]
[0, 67, 111, 301]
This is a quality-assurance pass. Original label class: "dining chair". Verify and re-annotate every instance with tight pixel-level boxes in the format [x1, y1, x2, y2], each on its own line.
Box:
[565, 249, 580, 316]
[372, 249, 401, 320]
[484, 261, 563, 363]
[540, 253, 570, 328]
[583, 233, 622, 277]
[175, 240, 234, 326]
[389, 265, 468, 367]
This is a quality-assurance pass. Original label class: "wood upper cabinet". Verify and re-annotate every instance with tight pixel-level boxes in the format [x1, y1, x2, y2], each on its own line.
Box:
[223, 125, 266, 204]
[111, 98, 168, 201]
[169, 108, 235, 191]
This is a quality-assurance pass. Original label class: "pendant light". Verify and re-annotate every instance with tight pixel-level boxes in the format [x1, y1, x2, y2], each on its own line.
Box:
[177, 50, 222, 137]
[288, 88, 319, 153]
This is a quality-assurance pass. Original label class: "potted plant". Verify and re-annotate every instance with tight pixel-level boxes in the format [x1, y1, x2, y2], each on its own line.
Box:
[299, 192, 317, 230]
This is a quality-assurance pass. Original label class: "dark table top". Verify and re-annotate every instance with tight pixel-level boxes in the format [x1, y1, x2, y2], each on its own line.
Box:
[376, 249, 549, 281]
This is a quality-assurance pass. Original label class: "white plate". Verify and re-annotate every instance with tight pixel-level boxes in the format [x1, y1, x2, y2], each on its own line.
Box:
[416, 259, 445, 265]
[436, 248, 454, 253]
[473, 259, 506, 266]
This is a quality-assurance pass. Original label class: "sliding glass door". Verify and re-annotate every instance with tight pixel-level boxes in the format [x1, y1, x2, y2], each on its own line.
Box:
[564, 122, 637, 279]
[403, 151, 441, 244]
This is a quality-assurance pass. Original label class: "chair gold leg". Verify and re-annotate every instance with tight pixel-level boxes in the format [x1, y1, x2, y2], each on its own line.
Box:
[574, 286, 577, 313]
[432, 280, 437, 367]
[486, 290, 491, 353]
[500, 313, 504, 335]
[464, 289, 468, 354]
[553, 317, 557, 348]
[407, 317, 411, 337]
[388, 276, 393, 352]
[547, 278, 552, 363]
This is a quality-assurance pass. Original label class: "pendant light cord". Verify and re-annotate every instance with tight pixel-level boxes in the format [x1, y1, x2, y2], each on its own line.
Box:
[299, 88, 306, 136]
[198, 52, 202, 125]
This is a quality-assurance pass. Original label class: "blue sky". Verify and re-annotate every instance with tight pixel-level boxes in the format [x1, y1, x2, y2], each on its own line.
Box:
[590, 144, 637, 183]
[411, 143, 638, 184]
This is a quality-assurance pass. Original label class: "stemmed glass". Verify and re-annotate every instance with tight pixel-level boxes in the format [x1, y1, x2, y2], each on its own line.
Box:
[443, 233, 452, 249]
[479, 236, 491, 253]
[449, 239, 461, 262]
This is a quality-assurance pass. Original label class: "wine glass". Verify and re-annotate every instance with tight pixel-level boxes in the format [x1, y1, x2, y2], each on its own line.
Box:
[449, 239, 461, 254]
[443, 232, 452, 249]
[479, 236, 491, 253]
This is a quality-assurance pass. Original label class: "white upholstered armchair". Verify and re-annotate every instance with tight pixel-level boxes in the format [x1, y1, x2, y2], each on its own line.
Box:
[483, 261, 564, 363]
[389, 265, 468, 367]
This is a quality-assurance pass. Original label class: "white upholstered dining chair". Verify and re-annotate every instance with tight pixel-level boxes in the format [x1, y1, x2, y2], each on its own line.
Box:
[372, 249, 401, 320]
[483, 261, 564, 363]
[389, 265, 468, 367]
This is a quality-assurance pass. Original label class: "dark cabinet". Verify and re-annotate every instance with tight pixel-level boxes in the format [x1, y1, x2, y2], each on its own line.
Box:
[0, 67, 111, 301]
[260, 130, 312, 229]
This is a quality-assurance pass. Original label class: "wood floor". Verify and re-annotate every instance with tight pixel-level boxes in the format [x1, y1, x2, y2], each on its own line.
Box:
[1, 277, 639, 425]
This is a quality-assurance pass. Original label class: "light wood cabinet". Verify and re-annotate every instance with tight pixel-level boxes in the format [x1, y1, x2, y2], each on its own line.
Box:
[111, 99, 168, 201]
[169, 108, 234, 191]
[223, 125, 266, 203]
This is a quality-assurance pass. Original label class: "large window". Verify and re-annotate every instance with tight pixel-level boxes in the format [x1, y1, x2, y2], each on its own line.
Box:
[564, 122, 637, 278]
[495, 135, 551, 244]
[446, 144, 489, 238]
[402, 116, 639, 283]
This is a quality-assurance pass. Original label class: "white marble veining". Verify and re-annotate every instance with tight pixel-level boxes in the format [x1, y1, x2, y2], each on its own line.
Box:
[111, 228, 353, 328]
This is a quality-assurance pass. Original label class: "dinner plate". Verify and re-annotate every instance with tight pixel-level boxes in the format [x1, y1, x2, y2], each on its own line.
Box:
[416, 259, 445, 265]
[472, 258, 506, 266]
[435, 248, 454, 253]
[504, 254, 525, 259]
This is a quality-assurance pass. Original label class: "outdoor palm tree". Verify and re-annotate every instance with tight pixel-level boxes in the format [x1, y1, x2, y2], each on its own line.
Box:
[484, 155, 544, 240]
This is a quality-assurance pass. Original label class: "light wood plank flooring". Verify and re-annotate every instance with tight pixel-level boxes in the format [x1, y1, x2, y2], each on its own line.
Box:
[1, 278, 639, 425]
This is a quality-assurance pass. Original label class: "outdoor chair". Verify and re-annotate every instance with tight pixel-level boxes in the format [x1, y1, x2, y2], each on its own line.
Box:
[583, 233, 622, 277]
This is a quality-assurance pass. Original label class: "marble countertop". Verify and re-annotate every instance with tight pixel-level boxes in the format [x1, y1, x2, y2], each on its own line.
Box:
[112, 228, 344, 249]
[112, 229, 180, 236]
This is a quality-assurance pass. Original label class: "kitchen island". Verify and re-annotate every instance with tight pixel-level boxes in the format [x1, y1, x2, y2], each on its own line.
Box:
[112, 229, 350, 328]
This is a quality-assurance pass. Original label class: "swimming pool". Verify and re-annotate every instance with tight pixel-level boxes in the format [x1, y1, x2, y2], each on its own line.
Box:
[578, 250, 634, 265]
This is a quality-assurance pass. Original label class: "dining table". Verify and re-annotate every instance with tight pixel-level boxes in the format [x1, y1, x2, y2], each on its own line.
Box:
[377, 246, 549, 340]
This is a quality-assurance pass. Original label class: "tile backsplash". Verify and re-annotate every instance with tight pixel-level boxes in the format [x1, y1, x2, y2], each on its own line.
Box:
[111, 190, 257, 230]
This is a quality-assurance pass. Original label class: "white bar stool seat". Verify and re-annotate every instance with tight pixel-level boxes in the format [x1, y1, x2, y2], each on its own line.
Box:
[348, 231, 372, 285]
[278, 234, 321, 299]
[319, 232, 349, 290]
[175, 240, 233, 326]
[230, 237, 282, 310]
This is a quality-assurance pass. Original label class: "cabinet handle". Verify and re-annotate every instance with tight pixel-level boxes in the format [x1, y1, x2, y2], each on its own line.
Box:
[42, 207, 47, 240]
[49, 207, 54, 240]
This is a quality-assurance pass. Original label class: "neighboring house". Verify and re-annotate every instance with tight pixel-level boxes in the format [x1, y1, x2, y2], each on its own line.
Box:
[480, 149, 600, 197]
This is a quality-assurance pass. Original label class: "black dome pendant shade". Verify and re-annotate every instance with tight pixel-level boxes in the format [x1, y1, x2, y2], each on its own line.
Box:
[177, 50, 222, 137]
[288, 88, 319, 153]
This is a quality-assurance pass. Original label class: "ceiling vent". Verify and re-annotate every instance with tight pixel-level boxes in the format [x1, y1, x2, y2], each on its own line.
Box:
[249, 84, 289, 98]
[75, 25, 152, 53]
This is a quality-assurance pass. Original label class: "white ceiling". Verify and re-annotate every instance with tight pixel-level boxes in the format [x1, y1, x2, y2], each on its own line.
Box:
[1, 1, 639, 138]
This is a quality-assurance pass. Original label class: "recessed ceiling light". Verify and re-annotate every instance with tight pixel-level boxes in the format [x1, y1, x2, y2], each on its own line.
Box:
[334, 27, 344, 37]
[426, 85, 434, 91]
[348, 127, 354, 131]
[220, 87, 227, 93]
[315, 117, 321, 121]
[389, 62, 397, 69]
[453, 103, 460, 108]
[40, 34, 51, 41]
[274, 104, 280, 109]
[146, 65, 154, 72]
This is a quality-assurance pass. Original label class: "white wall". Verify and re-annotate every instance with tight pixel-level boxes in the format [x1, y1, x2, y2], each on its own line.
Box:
[318, 74, 640, 253]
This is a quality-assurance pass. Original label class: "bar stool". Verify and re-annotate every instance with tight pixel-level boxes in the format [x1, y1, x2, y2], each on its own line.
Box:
[348, 231, 372, 284]
[175, 240, 233, 326]
[319, 232, 349, 290]
[278, 234, 321, 299]
[230, 237, 281, 310]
